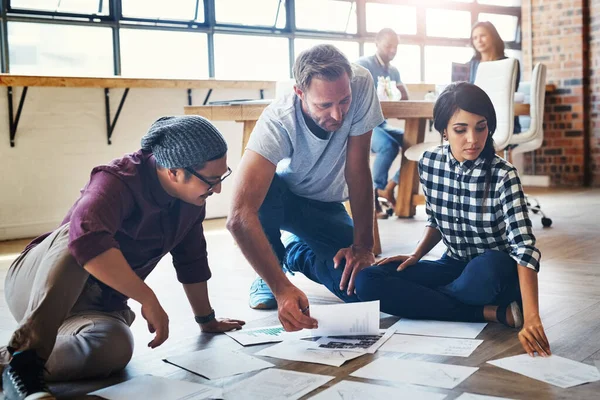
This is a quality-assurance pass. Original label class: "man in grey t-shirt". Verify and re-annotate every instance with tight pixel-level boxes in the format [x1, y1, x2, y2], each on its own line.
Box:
[356, 28, 409, 218]
[227, 45, 384, 331]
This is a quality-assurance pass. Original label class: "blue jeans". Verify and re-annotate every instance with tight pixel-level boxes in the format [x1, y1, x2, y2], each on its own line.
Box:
[258, 175, 357, 302]
[371, 121, 404, 190]
[354, 251, 521, 322]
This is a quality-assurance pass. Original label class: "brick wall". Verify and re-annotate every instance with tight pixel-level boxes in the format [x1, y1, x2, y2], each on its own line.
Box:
[591, 0, 600, 185]
[521, 0, 589, 186]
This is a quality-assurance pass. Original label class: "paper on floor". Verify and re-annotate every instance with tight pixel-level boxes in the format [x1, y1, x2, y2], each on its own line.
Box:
[315, 328, 395, 354]
[380, 334, 483, 357]
[225, 325, 307, 346]
[390, 319, 487, 339]
[350, 357, 479, 389]
[487, 354, 600, 389]
[309, 380, 448, 400]
[310, 301, 380, 337]
[163, 347, 273, 380]
[255, 340, 365, 367]
[223, 368, 334, 400]
[455, 393, 514, 400]
[88, 375, 222, 400]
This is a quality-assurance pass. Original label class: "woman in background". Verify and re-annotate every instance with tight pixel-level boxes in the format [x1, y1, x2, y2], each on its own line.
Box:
[469, 20, 521, 133]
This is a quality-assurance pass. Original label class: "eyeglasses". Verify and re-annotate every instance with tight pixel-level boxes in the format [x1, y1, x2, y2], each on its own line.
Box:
[185, 167, 232, 192]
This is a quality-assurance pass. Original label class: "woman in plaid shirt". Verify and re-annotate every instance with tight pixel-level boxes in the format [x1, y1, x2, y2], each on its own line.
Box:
[355, 82, 551, 357]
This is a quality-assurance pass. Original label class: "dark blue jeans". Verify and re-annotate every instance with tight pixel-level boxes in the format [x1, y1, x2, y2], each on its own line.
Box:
[258, 175, 357, 302]
[355, 251, 521, 322]
[371, 121, 404, 190]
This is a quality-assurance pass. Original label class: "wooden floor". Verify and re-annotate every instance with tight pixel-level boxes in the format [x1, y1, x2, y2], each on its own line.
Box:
[0, 188, 599, 399]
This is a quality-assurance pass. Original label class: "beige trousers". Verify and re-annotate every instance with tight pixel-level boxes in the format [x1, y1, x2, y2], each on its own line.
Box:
[4, 224, 136, 381]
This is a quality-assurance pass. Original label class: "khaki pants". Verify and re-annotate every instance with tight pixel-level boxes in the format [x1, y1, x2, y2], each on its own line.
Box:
[4, 224, 136, 381]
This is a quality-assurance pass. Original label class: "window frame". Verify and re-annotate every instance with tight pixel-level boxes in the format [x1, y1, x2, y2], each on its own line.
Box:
[0, 0, 521, 82]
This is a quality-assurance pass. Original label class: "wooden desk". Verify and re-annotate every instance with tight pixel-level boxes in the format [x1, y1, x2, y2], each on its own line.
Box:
[185, 100, 532, 253]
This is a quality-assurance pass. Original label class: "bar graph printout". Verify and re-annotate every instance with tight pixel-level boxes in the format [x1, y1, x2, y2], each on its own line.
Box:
[380, 334, 484, 357]
[350, 357, 479, 389]
[310, 300, 380, 337]
[163, 348, 274, 380]
[488, 354, 600, 388]
[455, 394, 514, 400]
[226, 325, 306, 346]
[309, 380, 448, 400]
[223, 369, 334, 400]
[88, 375, 222, 400]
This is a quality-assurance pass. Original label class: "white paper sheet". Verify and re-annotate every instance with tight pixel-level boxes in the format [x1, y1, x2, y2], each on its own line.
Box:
[309, 380, 448, 400]
[89, 375, 222, 400]
[455, 394, 514, 400]
[380, 334, 484, 357]
[225, 325, 307, 346]
[309, 301, 380, 337]
[315, 328, 395, 354]
[164, 348, 274, 380]
[390, 319, 487, 339]
[255, 340, 365, 367]
[350, 357, 479, 389]
[595, 359, 600, 372]
[223, 368, 334, 400]
[487, 354, 600, 389]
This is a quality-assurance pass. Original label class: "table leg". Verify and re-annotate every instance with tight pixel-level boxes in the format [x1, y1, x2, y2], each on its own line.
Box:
[394, 118, 427, 217]
[241, 120, 257, 157]
[343, 203, 382, 256]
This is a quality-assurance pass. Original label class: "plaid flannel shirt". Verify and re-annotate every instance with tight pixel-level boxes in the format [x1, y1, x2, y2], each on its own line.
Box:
[418, 145, 540, 271]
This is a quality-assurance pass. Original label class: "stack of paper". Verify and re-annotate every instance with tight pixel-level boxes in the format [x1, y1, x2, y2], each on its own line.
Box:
[88, 375, 222, 400]
[350, 357, 479, 389]
[488, 354, 600, 388]
[163, 348, 273, 380]
[223, 368, 334, 400]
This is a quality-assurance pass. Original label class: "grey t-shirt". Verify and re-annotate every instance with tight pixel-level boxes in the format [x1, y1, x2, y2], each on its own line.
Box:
[246, 64, 384, 203]
[355, 55, 402, 86]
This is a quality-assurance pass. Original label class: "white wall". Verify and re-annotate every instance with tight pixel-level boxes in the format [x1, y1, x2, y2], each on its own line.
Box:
[0, 85, 272, 241]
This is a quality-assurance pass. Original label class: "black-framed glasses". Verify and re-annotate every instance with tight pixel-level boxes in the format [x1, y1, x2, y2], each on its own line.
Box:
[185, 167, 232, 192]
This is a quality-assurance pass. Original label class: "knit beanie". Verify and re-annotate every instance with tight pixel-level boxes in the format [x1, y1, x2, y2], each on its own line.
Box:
[141, 116, 228, 169]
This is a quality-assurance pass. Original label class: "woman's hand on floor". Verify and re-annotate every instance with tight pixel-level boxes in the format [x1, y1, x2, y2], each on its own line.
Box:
[200, 318, 246, 333]
[518, 315, 551, 357]
[375, 254, 420, 271]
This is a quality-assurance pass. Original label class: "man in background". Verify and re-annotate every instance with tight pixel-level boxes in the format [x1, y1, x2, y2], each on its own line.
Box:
[356, 28, 409, 218]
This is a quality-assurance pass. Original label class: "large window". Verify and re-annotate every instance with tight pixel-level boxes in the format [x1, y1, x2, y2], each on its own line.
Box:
[365, 3, 417, 35]
[121, 0, 204, 21]
[10, 0, 109, 14]
[214, 35, 289, 80]
[120, 30, 208, 78]
[295, 0, 357, 34]
[8, 22, 113, 76]
[0, 0, 521, 83]
[216, 0, 285, 28]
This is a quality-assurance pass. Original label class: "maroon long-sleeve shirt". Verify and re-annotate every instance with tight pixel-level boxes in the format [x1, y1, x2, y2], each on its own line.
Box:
[24, 150, 211, 310]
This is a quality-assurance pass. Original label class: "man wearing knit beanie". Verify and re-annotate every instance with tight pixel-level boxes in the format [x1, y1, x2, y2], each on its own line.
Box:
[2, 115, 244, 399]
